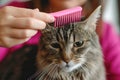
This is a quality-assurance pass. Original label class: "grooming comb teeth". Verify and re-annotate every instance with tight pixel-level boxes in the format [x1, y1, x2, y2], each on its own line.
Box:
[50, 6, 82, 27]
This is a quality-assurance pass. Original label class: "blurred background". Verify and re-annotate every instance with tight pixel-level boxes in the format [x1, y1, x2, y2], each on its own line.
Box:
[103, 0, 120, 34]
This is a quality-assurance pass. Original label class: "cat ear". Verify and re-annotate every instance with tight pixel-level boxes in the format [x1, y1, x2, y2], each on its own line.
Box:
[84, 5, 101, 32]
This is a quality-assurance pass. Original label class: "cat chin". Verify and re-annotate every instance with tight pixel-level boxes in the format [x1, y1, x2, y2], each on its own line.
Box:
[60, 58, 86, 73]
[62, 63, 83, 73]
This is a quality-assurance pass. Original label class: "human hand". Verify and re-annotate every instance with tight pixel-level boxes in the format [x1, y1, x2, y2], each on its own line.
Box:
[0, 6, 55, 47]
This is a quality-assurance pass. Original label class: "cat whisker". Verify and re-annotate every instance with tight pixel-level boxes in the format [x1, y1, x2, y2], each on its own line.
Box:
[36, 63, 55, 80]
[83, 62, 97, 75]
[80, 64, 87, 72]
[51, 64, 63, 80]
[35, 63, 52, 80]
[27, 60, 45, 80]
[84, 61, 96, 69]
[27, 70, 41, 80]
[43, 64, 57, 80]
[82, 63, 94, 78]
[27, 60, 48, 80]
[47, 64, 58, 80]
[35, 69, 46, 80]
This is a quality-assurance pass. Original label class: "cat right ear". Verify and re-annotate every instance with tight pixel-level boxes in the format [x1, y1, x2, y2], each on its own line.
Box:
[84, 5, 102, 32]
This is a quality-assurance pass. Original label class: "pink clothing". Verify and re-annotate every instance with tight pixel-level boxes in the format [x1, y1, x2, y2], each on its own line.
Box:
[0, 1, 120, 80]
[0, 32, 41, 61]
[101, 22, 120, 80]
[0, 0, 31, 8]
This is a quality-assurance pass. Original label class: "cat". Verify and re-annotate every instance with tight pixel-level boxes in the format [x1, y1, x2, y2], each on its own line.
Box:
[0, 6, 105, 80]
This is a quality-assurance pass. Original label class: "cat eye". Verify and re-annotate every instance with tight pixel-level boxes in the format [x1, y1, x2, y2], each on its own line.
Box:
[51, 43, 60, 48]
[73, 41, 84, 47]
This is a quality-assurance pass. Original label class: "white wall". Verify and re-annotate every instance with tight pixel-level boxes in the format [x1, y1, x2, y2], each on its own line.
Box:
[103, 0, 119, 33]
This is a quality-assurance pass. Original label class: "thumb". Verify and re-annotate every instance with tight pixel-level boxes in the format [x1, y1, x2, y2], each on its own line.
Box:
[34, 8, 39, 12]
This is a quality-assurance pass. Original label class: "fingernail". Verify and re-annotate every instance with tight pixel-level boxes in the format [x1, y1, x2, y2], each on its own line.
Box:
[34, 8, 39, 12]
[48, 15, 55, 22]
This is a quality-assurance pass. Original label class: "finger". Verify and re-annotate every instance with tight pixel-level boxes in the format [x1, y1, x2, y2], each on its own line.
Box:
[2, 6, 55, 23]
[2, 36, 30, 48]
[8, 28, 38, 39]
[9, 17, 46, 30]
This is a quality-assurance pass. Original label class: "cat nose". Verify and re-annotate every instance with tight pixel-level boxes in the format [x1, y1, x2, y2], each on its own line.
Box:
[62, 53, 73, 64]
[63, 58, 71, 64]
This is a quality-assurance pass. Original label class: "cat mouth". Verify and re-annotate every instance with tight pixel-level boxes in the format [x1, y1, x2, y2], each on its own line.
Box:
[63, 68, 72, 73]
[65, 64, 70, 68]
[61, 65, 73, 72]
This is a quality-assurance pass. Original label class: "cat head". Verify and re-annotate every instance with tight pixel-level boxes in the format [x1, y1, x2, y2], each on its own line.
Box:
[37, 6, 102, 75]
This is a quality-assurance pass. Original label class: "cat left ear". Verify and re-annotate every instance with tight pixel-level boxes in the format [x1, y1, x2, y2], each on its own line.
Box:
[41, 23, 54, 34]
[84, 5, 101, 32]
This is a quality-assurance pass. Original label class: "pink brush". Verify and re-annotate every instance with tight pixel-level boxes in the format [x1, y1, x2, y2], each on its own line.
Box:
[50, 6, 82, 27]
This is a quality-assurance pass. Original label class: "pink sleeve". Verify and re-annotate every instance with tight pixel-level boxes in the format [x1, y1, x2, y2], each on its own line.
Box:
[100, 22, 120, 80]
[0, 32, 41, 62]
[0, 0, 31, 8]
[0, 47, 9, 62]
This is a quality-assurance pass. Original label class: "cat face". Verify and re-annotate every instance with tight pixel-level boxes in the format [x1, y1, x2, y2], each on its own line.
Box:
[37, 6, 101, 75]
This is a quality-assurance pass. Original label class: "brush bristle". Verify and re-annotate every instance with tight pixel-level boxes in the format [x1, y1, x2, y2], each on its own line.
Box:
[50, 6, 82, 27]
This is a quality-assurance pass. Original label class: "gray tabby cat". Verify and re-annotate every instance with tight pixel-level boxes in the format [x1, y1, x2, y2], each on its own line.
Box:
[0, 6, 105, 80]
[36, 5, 105, 80]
